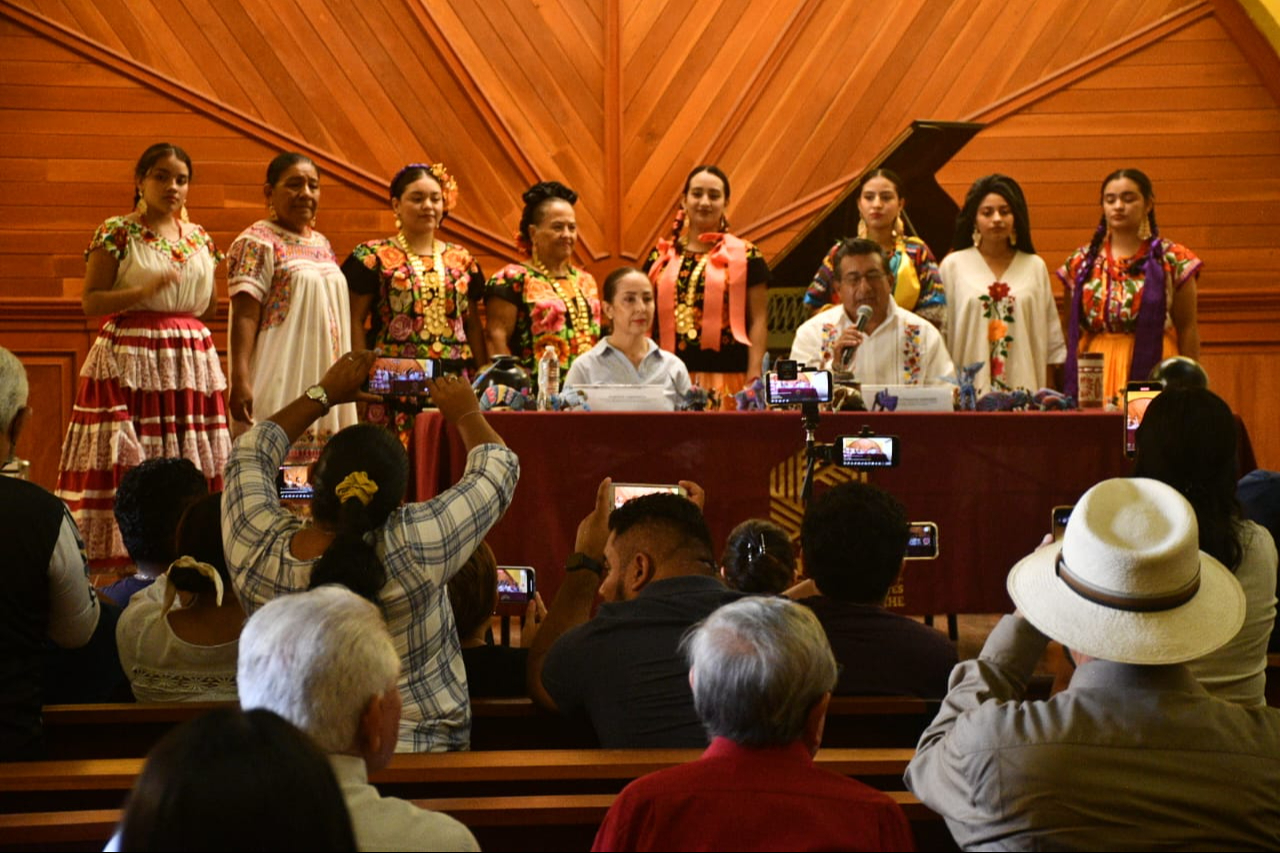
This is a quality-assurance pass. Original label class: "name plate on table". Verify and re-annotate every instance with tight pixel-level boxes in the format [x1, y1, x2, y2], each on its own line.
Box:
[577, 384, 671, 412]
[860, 385, 955, 412]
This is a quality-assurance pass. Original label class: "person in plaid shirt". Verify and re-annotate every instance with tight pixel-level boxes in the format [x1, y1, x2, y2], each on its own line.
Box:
[222, 350, 519, 751]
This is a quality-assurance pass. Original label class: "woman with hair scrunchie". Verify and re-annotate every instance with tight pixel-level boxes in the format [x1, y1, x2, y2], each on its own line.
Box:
[222, 351, 519, 751]
[116, 493, 244, 702]
[644, 165, 771, 400]
[803, 168, 945, 329]
[1058, 168, 1202, 404]
[484, 180, 600, 384]
[55, 142, 230, 563]
[342, 163, 488, 444]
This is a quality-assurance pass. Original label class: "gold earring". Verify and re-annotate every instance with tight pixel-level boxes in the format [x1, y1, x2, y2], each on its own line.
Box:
[856, 219, 868, 239]
[1009, 231, 1016, 249]
[972, 228, 982, 249]
[180, 205, 190, 223]
[269, 203, 278, 222]
[395, 216, 402, 231]
[1137, 217, 1152, 241]
[136, 198, 148, 215]
[893, 215, 904, 238]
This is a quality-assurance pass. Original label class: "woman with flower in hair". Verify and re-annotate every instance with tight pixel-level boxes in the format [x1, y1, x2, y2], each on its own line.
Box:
[56, 142, 229, 563]
[644, 165, 771, 398]
[342, 163, 487, 443]
[227, 152, 355, 464]
[942, 174, 1065, 395]
[804, 169, 945, 329]
[1058, 168, 1202, 403]
[484, 181, 600, 384]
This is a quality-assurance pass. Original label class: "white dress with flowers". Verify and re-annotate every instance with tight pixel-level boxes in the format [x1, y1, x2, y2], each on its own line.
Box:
[226, 220, 355, 463]
[942, 248, 1066, 395]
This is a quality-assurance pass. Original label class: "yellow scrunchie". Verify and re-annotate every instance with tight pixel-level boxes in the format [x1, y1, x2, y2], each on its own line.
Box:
[161, 556, 225, 616]
[335, 471, 379, 506]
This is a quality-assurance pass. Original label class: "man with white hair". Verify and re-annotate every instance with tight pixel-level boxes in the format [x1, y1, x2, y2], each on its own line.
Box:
[905, 477, 1280, 849]
[238, 585, 478, 852]
[0, 346, 99, 759]
[592, 597, 912, 852]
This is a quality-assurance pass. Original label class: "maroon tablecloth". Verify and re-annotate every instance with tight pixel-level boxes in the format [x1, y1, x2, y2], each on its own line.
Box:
[414, 410, 1130, 614]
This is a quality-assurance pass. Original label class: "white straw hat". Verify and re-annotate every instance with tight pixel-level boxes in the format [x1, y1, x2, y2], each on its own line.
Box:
[1007, 477, 1245, 665]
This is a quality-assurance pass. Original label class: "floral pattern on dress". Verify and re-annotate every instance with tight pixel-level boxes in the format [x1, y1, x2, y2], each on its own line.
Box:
[227, 223, 340, 333]
[87, 216, 223, 266]
[485, 264, 600, 381]
[979, 281, 1016, 390]
[1059, 238, 1202, 335]
[901, 324, 923, 385]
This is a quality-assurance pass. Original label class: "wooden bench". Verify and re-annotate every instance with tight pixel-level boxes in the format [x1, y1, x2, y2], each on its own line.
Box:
[41, 694, 941, 758]
[0, 791, 951, 853]
[0, 747, 916, 812]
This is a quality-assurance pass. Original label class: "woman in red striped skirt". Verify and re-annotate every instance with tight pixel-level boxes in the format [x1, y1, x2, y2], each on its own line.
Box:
[55, 143, 231, 565]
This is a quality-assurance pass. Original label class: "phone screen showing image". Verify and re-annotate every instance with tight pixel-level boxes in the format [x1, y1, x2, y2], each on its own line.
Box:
[496, 566, 535, 605]
[1125, 382, 1163, 457]
[277, 465, 314, 501]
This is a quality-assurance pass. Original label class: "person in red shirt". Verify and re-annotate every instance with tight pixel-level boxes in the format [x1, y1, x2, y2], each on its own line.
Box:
[591, 596, 914, 852]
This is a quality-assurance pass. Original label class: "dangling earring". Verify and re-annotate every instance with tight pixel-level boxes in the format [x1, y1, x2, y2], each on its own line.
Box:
[179, 205, 190, 223]
[1009, 231, 1016, 249]
[310, 215, 318, 230]
[719, 214, 729, 233]
[856, 218, 868, 239]
[972, 228, 982, 249]
[893, 215, 905, 239]
[395, 216, 403, 232]
[268, 203, 278, 222]
[136, 198, 148, 216]
[1137, 217, 1152, 241]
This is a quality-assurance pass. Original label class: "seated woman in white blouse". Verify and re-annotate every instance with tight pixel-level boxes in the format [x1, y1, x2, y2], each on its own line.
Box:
[116, 493, 243, 702]
[563, 267, 691, 410]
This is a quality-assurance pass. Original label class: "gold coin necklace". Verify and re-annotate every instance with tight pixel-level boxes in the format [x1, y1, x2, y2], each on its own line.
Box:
[529, 259, 595, 355]
[674, 251, 710, 340]
[396, 233, 451, 345]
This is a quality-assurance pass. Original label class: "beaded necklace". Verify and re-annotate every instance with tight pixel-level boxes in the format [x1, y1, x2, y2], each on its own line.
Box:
[395, 233, 451, 342]
[528, 259, 595, 355]
[673, 249, 710, 339]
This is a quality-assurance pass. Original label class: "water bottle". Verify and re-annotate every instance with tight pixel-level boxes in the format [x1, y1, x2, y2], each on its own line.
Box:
[537, 345, 560, 411]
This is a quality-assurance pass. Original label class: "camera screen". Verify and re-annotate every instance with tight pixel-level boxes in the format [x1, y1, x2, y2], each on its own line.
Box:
[1124, 385, 1162, 456]
[496, 566, 535, 604]
[765, 371, 832, 405]
[611, 483, 685, 509]
[365, 357, 440, 398]
[277, 465, 314, 501]
[838, 435, 898, 468]
[905, 522, 938, 560]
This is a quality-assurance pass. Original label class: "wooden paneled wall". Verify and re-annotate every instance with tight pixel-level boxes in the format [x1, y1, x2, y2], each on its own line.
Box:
[1, 0, 1278, 492]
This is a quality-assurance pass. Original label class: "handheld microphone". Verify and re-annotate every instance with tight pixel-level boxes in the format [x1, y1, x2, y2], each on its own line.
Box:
[840, 305, 874, 371]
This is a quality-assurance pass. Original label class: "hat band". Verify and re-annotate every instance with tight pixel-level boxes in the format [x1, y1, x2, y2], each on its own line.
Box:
[1055, 552, 1200, 613]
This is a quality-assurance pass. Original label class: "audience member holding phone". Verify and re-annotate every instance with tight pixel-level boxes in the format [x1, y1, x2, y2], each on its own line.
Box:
[447, 542, 546, 698]
[789, 239, 953, 384]
[222, 350, 520, 751]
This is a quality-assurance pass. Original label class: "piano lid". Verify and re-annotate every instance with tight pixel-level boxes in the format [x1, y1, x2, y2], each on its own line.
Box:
[769, 119, 984, 288]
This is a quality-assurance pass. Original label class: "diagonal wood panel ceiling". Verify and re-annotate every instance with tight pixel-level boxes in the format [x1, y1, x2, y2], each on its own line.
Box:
[3, 0, 1209, 269]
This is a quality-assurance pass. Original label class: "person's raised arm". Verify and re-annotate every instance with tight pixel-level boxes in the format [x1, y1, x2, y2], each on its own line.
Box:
[426, 375, 504, 449]
[265, 350, 381, 442]
[527, 477, 612, 711]
[348, 292, 374, 354]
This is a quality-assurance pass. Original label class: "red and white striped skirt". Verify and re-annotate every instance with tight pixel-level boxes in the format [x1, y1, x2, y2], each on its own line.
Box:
[55, 312, 231, 563]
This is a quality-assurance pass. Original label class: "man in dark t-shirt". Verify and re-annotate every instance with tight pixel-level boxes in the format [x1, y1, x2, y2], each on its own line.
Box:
[529, 482, 742, 748]
[795, 481, 956, 698]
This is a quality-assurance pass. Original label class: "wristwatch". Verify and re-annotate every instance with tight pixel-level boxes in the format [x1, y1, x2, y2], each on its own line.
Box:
[565, 552, 605, 577]
[305, 384, 331, 413]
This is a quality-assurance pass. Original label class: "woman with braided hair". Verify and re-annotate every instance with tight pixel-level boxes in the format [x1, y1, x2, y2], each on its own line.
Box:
[484, 180, 601, 384]
[1058, 169, 1202, 403]
[342, 163, 487, 443]
[644, 165, 771, 399]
